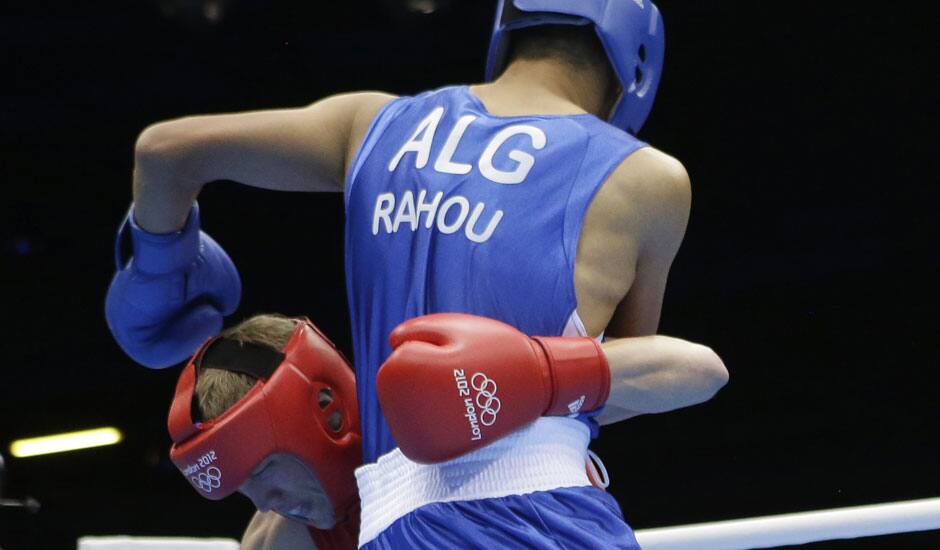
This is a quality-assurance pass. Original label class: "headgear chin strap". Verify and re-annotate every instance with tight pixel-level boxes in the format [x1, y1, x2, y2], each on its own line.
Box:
[168, 319, 361, 520]
[485, 0, 665, 135]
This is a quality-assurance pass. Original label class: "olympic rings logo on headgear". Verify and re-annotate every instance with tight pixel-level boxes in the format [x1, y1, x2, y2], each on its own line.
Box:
[471, 373, 501, 426]
[191, 466, 223, 493]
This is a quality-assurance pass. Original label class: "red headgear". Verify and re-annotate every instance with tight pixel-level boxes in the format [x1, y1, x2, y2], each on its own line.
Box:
[167, 319, 361, 520]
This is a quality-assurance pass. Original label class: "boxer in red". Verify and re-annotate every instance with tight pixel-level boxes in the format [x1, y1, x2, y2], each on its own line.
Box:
[168, 314, 360, 549]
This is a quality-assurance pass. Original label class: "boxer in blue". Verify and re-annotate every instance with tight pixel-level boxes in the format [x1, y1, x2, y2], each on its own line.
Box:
[107, 1, 729, 547]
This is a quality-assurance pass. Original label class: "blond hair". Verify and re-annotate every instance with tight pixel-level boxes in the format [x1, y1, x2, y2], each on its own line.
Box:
[194, 314, 297, 420]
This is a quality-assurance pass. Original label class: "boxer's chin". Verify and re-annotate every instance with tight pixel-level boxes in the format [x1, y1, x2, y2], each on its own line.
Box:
[283, 504, 335, 529]
[282, 505, 313, 524]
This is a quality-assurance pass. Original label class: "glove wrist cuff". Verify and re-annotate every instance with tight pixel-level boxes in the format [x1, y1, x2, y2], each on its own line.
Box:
[117, 202, 201, 274]
[532, 336, 610, 416]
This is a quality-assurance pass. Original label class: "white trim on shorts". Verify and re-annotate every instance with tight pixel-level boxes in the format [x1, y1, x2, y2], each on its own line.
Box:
[355, 416, 592, 547]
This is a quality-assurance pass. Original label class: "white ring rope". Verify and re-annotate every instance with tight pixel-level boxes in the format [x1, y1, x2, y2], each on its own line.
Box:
[634, 497, 940, 549]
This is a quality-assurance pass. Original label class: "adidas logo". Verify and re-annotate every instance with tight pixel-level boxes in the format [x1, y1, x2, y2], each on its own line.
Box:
[567, 395, 586, 414]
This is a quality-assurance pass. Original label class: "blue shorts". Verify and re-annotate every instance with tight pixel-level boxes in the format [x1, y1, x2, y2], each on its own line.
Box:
[362, 486, 639, 549]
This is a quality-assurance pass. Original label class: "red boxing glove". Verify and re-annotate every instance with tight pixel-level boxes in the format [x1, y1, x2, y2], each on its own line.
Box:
[376, 313, 610, 464]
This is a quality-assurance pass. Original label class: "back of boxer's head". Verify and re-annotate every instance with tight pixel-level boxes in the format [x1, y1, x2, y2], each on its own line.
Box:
[506, 24, 618, 114]
[195, 314, 296, 420]
[508, 24, 610, 78]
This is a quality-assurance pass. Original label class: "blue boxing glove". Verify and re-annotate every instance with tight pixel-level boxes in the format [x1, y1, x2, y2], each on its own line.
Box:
[105, 203, 241, 368]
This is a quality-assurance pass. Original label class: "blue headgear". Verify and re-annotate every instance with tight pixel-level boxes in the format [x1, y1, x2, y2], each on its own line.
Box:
[485, 0, 665, 135]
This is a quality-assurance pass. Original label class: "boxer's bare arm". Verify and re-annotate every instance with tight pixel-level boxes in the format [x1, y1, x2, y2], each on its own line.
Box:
[574, 148, 727, 425]
[575, 147, 690, 337]
[596, 335, 727, 424]
[131, 91, 395, 233]
[241, 511, 317, 550]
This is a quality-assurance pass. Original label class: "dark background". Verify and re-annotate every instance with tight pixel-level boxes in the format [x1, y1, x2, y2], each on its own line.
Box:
[1, 1, 936, 548]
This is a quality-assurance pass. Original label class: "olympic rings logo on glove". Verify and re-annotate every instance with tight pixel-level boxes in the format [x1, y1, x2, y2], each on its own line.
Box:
[471, 373, 501, 426]
[191, 466, 223, 493]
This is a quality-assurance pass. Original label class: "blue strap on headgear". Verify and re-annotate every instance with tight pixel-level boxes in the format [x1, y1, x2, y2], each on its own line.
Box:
[485, 0, 665, 136]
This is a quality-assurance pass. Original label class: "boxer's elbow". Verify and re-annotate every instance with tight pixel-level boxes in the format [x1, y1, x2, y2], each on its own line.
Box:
[683, 343, 728, 404]
[134, 119, 202, 185]
[136, 120, 181, 161]
[645, 341, 728, 413]
[606, 337, 729, 415]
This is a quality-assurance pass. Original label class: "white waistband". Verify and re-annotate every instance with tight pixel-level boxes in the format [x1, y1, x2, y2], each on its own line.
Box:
[355, 417, 592, 546]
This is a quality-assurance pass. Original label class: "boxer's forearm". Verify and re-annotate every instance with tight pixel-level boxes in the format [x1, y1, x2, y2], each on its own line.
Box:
[598, 335, 727, 424]
[132, 166, 201, 234]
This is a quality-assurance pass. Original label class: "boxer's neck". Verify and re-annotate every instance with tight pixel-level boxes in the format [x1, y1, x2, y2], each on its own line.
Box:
[476, 57, 613, 119]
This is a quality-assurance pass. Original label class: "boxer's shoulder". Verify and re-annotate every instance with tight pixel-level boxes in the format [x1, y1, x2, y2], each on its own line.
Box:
[342, 91, 399, 177]
[591, 146, 691, 243]
[341, 91, 399, 138]
[580, 146, 688, 237]
[612, 147, 690, 207]
[575, 146, 691, 336]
